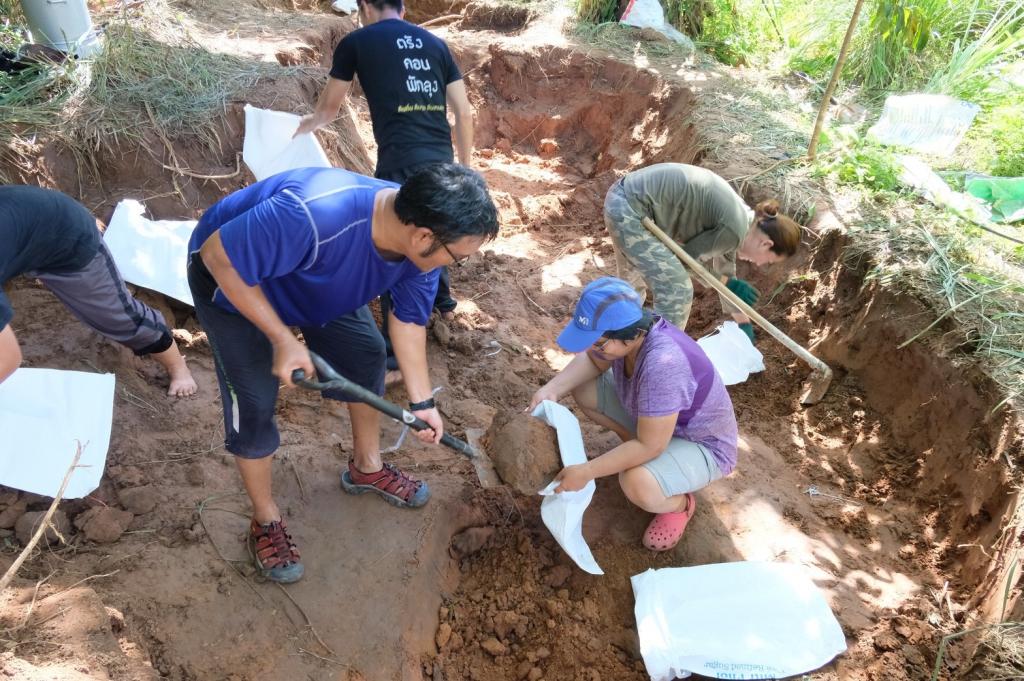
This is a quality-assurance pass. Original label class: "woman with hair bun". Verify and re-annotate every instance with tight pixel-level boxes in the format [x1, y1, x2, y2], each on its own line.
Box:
[603, 163, 802, 340]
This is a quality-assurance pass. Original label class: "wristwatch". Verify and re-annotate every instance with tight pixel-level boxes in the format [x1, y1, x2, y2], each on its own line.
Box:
[408, 397, 436, 411]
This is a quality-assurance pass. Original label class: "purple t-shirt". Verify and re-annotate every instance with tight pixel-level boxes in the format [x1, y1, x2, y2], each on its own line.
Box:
[611, 318, 739, 474]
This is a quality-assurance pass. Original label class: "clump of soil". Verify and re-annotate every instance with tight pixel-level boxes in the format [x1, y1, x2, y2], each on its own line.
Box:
[484, 411, 561, 495]
[434, 521, 647, 681]
[74, 507, 134, 543]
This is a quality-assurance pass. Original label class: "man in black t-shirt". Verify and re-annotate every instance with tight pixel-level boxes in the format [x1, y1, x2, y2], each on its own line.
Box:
[0, 186, 197, 397]
[296, 0, 473, 178]
[296, 0, 474, 382]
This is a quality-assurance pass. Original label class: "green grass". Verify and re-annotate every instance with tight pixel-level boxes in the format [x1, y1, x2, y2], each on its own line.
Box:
[925, 0, 1024, 106]
[814, 131, 904, 192]
[574, 0, 619, 24]
[966, 92, 1024, 177]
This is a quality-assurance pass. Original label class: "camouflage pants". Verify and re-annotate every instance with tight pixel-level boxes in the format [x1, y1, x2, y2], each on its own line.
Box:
[604, 182, 693, 329]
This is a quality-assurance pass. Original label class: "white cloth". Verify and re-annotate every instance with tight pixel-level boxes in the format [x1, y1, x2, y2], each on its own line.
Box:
[331, 0, 358, 13]
[0, 369, 115, 499]
[696, 321, 765, 385]
[533, 401, 603, 575]
[868, 94, 980, 157]
[632, 562, 847, 680]
[242, 104, 331, 182]
[105, 199, 196, 306]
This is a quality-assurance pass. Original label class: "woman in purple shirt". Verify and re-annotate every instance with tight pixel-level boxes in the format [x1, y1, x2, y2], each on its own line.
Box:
[528, 277, 738, 551]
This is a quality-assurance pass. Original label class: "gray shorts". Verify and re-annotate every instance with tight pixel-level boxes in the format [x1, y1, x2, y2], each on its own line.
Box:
[596, 371, 722, 498]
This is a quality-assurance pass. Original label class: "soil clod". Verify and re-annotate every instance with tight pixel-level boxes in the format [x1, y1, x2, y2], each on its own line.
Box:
[483, 411, 561, 495]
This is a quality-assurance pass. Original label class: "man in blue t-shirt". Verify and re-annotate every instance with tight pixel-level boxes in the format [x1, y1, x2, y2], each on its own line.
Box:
[187, 163, 498, 583]
[295, 0, 474, 378]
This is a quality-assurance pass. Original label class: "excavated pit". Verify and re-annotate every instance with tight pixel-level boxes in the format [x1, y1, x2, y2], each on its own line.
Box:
[1, 3, 1022, 681]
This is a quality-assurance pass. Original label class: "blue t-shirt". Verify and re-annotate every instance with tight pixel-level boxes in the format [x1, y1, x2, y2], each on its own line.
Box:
[188, 167, 440, 328]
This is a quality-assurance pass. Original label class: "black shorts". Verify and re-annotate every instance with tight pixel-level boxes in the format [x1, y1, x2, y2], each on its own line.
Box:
[188, 256, 386, 459]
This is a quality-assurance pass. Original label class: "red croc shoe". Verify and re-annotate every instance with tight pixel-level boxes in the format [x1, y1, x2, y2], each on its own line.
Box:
[642, 493, 696, 552]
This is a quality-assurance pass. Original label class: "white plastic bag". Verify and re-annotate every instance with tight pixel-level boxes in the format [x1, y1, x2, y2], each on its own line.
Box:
[696, 321, 765, 385]
[105, 199, 196, 306]
[533, 400, 603, 575]
[620, 0, 692, 46]
[898, 156, 992, 225]
[867, 94, 979, 157]
[242, 104, 331, 182]
[632, 562, 847, 680]
[0, 369, 115, 498]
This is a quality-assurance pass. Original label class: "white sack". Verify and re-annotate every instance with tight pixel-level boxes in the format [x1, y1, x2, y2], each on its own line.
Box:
[243, 104, 331, 182]
[533, 400, 603, 575]
[697, 321, 765, 385]
[105, 199, 196, 307]
[867, 94, 979, 157]
[331, 0, 358, 13]
[0, 369, 115, 499]
[620, 0, 693, 46]
[632, 562, 847, 680]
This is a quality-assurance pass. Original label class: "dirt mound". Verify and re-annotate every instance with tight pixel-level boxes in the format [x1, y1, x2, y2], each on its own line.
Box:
[405, 0, 470, 24]
[1, 586, 157, 680]
[433, 513, 648, 681]
[484, 411, 561, 495]
[461, 2, 534, 32]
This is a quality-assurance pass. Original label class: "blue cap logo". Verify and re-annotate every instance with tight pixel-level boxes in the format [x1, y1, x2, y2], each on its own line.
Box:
[556, 277, 643, 352]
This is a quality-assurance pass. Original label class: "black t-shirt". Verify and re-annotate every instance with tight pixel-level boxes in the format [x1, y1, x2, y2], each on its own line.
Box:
[329, 18, 462, 174]
[0, 185, 100, 329]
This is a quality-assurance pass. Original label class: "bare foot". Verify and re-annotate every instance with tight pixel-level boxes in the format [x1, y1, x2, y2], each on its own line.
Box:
[151, 343, 198, 397]
[384, 369, 403, 387]
[167, 368, 198, 397]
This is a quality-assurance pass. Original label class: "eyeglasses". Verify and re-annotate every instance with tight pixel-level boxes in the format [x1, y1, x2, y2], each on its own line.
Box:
[593, 337, 615, 352]
[439, 240, 470, 268]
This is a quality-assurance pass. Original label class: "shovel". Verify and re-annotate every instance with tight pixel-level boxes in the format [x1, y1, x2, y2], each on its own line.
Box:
[640, 216, 834, 405]
[292, 351, 478, 458]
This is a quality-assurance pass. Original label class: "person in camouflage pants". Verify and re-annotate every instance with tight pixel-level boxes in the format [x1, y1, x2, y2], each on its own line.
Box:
[604, 180, 695, 326]
[603, 164, 803, 337]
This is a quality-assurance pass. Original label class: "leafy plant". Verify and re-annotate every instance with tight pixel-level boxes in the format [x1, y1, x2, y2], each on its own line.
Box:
[663, 0, 781, 65]
[969, 97, 1024, 177]
[816, 130, 903, 192]
[574, 0, 619, 24]
[925, 0, 1024, 106]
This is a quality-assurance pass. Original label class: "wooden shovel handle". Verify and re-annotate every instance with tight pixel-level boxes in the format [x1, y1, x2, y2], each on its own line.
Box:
[640, 216, 832, 377]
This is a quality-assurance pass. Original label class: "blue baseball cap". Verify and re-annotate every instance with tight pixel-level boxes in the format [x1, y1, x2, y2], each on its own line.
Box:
[556, 277, 644, 352]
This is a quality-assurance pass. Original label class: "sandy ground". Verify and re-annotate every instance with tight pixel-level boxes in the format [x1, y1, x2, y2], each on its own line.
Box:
[1, 2, 1022, 680]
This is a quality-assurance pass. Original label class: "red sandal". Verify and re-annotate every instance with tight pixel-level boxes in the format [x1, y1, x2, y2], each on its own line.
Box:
[642, 493, 696, 552]
[340, 459, 431, 508]
[248, 517, 304, 583]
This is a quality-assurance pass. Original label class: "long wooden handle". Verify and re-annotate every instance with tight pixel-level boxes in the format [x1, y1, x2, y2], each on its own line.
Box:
[640, 216, 831, 375]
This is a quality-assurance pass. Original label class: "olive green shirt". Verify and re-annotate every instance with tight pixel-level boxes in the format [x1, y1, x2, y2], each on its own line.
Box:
[621, 163, 753, 280]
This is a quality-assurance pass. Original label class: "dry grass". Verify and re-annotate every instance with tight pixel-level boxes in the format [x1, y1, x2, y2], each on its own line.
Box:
[0, 0, 280, 180]
[973, 621, 1024, 678]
